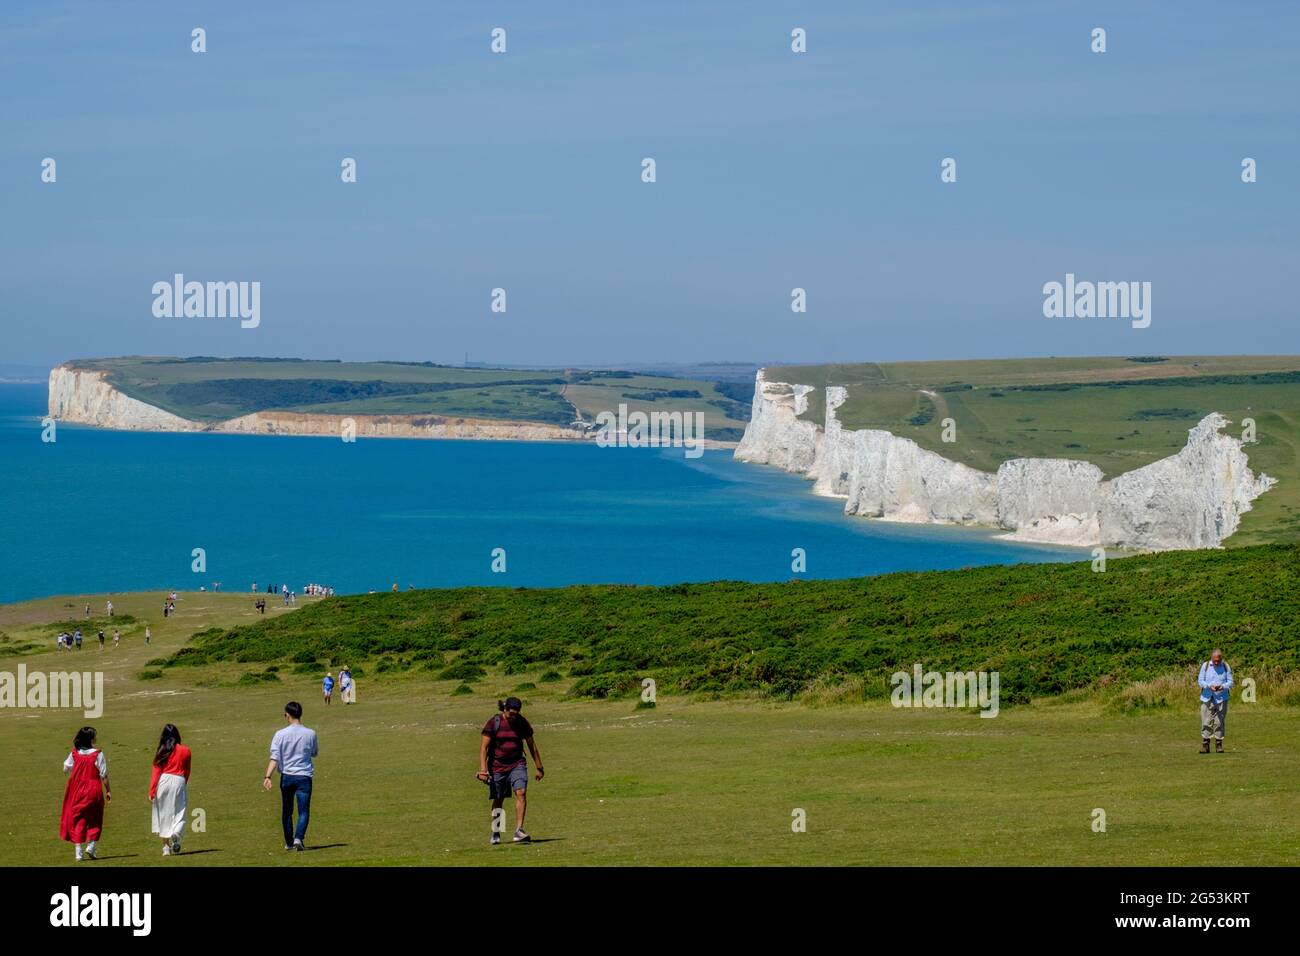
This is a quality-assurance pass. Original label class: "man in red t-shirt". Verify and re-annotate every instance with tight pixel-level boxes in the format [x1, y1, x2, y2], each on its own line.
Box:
[477, 697, 544, 845]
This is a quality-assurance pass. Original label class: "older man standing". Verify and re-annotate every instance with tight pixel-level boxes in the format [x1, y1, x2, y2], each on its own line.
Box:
[1197, 649, 1233, 754]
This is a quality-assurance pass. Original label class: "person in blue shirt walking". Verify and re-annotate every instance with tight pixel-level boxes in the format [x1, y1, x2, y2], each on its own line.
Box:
[322, 672, 334, 706]
[1197, 649, 1233, 753]
[262, 701, 320, 851]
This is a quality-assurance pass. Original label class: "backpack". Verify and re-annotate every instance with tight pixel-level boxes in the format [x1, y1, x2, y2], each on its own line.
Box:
[484, 713, 526, 775]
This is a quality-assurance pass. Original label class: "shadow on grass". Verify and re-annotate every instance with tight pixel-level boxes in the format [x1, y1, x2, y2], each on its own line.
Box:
[175, 848, 221, 856]
[304, 843, 348, 851]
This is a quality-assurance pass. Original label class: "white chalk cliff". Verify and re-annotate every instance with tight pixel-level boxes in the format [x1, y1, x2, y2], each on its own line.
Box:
[735, 369, 1275, 551]
[50, 366, 201, 432]
[47, 365, 590, 442]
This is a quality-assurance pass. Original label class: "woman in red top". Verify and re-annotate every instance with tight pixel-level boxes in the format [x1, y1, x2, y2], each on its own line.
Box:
[60, 726, 111, 861]
[149, 723, 192, 856]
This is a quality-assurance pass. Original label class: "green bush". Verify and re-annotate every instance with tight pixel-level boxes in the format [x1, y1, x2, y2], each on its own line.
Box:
[160, 546, 1300, 704]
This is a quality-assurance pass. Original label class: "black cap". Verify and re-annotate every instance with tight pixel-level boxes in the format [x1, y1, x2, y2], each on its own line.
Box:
[504, 696, 523, 710]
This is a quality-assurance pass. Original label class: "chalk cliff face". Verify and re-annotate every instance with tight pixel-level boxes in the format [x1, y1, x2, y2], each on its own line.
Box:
[735, 369, 1275, 551]
[49, 367, 200, 431]
[47, 365, 589, 443]
[218, 411, 588, 442]
[733, 378, 821, 473]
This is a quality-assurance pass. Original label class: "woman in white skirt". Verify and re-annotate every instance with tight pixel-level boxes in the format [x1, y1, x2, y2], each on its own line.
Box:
[149, 723, 192, 856]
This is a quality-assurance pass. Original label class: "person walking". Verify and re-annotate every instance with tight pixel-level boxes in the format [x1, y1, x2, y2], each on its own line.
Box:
[113, 629, 121, 649]
[338, 667, 355, 705]
[97, 628, 105, 651]
[263, 701, 319, 851]
[150, 724, 192, 856]
[322, 672, 334, 706]
[106, 600, 113, 618]
[74, 629, 82, 650]
[1198, 649, 1234, 753]
[60, 727, 111, 861]
[144, 626, 151, 646]
[477, 697, 544, 845]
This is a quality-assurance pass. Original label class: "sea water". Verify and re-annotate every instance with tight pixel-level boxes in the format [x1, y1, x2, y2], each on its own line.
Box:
[0, 383, 1082, 603]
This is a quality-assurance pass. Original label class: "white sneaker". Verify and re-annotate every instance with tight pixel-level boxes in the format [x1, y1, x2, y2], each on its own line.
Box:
[75, 846, 83, 862]
[162, 844, 171, 856]
[85, 842, 97, 860]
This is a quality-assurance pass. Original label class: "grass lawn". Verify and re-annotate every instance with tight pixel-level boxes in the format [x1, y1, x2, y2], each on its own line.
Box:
[2, 589, 1296, 866]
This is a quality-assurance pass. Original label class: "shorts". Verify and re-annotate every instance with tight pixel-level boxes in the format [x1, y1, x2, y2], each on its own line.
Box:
[488, 763, 528, 799]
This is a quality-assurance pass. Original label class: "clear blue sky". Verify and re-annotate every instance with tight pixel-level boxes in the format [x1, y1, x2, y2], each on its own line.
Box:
[2, 0, 1297, 369]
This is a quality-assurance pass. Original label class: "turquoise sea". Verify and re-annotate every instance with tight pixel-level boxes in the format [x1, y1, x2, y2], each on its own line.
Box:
[0, 383, 1082, 603]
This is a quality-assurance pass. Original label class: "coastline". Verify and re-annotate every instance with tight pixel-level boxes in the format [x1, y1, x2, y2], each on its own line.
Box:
[43, 365, 740, 448]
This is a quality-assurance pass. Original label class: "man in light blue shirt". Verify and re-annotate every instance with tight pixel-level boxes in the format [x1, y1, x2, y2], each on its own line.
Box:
[262, 701, 320, 850]
[1197, 649, 1233, 754]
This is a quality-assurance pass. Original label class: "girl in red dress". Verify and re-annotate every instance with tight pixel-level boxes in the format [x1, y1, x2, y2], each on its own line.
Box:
[60, 726, 112, 861]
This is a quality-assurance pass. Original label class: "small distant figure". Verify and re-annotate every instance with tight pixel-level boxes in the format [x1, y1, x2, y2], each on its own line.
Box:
[338, 666, 355, 705]
[112, 629, 121, 649]
[97, 629, 105, 651]
[144, 626, 151, 646]
[61, 726, 111, 862]
[392, 582, 399, 592]
[255, 599, 266, 615]
[322, 672, 334, 705]
[283, 589, 291, 607]
[84, 604, 91, 619]
[163, 601, 170, 619]
[150, 723, 192, 856]
[106, 600, 114, 618]
[213, 582, 221, 592]
[74, 629, 83, 650]
[1198, 649, 1234, 753]
[252, 581, 258, 594]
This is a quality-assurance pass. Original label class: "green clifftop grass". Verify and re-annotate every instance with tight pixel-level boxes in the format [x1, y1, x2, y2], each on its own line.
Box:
[163, 545, 1300, 704]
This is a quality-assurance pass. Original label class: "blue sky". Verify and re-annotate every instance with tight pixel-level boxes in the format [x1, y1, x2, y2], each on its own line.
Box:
[2, 0, 1297, 369]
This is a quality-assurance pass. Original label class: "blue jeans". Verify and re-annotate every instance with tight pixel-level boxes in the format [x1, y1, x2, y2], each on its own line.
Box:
[280, 774, 313, 845]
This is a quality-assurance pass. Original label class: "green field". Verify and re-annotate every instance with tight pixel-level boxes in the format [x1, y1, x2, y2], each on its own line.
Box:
[772, 356, 1300, 546]
[3, 548, 1298, 866]
[69, 357, 752, 439]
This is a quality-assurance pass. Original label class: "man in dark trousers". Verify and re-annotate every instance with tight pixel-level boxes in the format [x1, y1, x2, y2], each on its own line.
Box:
[262, 701, 320, 850]
[477, 697, 543, 845]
